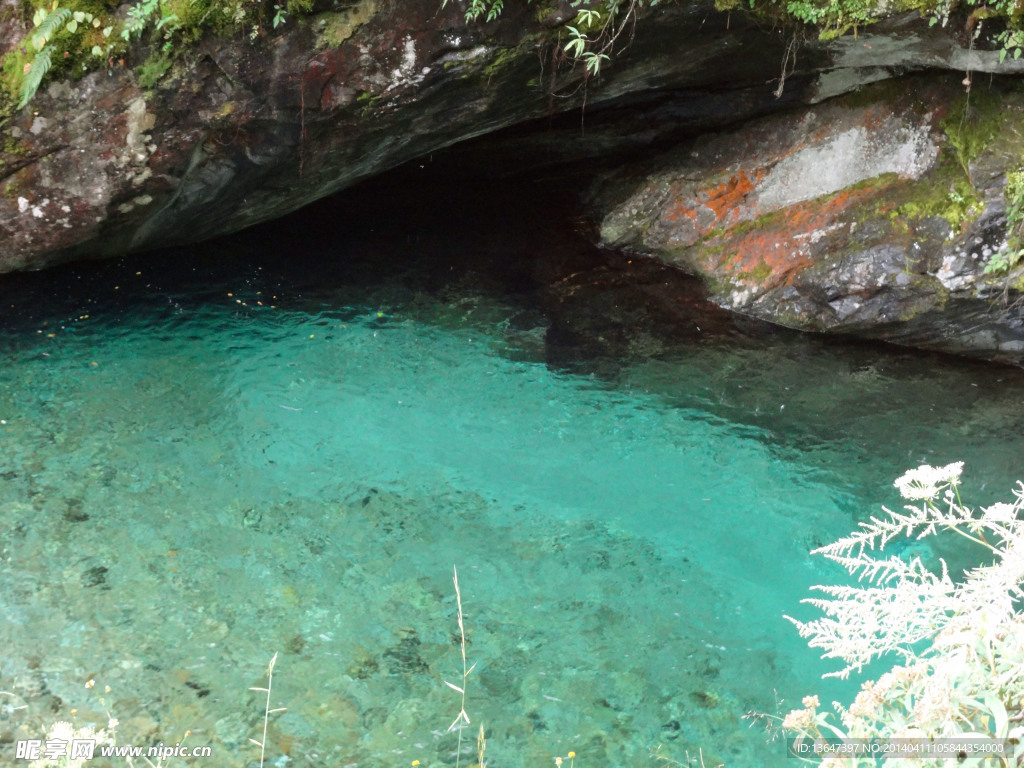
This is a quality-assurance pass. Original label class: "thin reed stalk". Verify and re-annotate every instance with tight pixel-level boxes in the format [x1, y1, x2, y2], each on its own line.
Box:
[249, 652, 287, 768]
[444, 566, 476, 768]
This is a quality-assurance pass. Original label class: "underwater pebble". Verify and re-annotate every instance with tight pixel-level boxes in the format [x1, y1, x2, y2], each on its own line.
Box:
[81, 565, 108, 588]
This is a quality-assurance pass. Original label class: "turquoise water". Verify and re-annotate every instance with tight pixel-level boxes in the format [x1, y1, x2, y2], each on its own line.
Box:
[2, 183, 1024, 768]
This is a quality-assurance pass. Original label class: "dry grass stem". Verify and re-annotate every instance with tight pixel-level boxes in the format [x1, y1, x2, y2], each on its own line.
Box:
[249, 651, 287, 768]
[445, 566, 476, 768]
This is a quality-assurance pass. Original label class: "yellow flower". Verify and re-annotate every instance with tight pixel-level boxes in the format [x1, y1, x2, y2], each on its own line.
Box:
[568, 753, 576, 759]
[555, 758, 563, 767]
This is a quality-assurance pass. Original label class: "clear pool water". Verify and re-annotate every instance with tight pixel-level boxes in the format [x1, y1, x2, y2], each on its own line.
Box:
[2, 179, 1023, 768]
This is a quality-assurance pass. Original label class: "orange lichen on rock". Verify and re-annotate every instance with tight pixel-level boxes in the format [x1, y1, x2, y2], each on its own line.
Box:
[657, 171, 762, 246]
[704, 173, 757, 222]
[696, 186, 878, 291]
[662, 194, 699, 226]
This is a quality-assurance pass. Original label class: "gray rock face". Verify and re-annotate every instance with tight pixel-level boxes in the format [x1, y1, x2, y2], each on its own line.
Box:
[4, 0, 1024, 363]
[588, 75, 1024, 364]
[0, 0, 811, 271]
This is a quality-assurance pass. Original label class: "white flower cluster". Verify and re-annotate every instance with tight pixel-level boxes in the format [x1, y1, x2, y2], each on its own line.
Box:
[893, 461, 964, 500]
[30, 721, 114, 768]
[782, 466, 1024, 762]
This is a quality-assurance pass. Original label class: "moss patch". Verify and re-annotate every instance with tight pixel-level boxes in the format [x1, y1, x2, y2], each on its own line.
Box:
[886, 167, 982, 236]
[1, 46, 32, 106]
[3, 132, 29, 155]
[316, 0, 376, 48]
[940, 88, 1005, 176]
[740, 260, 774, 283]
[136, 51, 173, 88]
[481, 44, 522, 79]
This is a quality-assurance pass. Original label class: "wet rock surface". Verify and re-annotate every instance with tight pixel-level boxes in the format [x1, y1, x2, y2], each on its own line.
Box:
[5, 0, 1024, 363]
[588, 76, 1024, 365]
[0, 0, 811, 271]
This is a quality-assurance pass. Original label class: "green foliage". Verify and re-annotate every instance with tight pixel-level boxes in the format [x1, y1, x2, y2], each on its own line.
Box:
[463, 0, 504, 23]
[441, 0, 646, 77]
[555, 0, 650, 78]
[0, 0, 122, 113]
[122, 0, 158, 39]
[11, 4, 91, 110]
[779, 0, 1024, 56]
[3, 0, 320, 111]
[440, 0, 502, 23]
[30, 7, 71, 51]
[272, 0, 312, 29]
[984, 246, 1024, 274]
[998, 28, 1024, 61]
[121, 0, 180, 47]
[1003, 168, 1024, 232]
[17, 44, 54, 110]
[984, 168, 1024, 275]
[135, 51, 173, 88]
[961, 0, 1024, 62]
[784, 463, 1024, 762]
[564, 22, 610, 73]
[783, 0, 876, 39]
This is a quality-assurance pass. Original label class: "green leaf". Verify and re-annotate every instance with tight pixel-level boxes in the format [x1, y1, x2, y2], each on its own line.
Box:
[91, 44, 103, 55]
[980, 691, 1009, 737]
[17, 45, 54, 110]
[30, 7, 71, 51]
[73, 11, 85, 22]
[66, 18, 78, 33]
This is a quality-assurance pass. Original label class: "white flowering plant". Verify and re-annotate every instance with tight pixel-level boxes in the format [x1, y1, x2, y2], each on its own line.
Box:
[29, 721, 115, 768]
[782, 463, 1024, 767]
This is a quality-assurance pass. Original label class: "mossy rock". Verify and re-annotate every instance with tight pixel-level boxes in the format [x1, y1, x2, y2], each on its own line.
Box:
[135, 50, 173, 88]
[315, 0, 376, 48]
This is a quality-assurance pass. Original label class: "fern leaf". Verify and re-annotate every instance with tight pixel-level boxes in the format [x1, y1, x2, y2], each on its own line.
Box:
[31, 8, 71, 52]
[18, 45, 54, 110]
